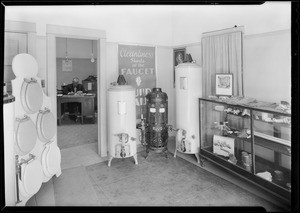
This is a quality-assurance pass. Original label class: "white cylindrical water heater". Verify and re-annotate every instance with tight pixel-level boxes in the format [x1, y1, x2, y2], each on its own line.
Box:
[4, 95, 16, 206]
[175, 63, 202, 163]
[107, 85, 138, 166]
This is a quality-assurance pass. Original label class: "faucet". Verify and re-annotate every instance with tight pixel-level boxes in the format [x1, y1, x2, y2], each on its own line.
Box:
[136, 115, 147, 146]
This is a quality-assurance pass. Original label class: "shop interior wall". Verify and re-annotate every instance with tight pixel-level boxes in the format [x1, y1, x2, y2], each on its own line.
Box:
[156, 46, 175, 133]
[56, 59, 97, 89]
[243, 30, 291, 169]
[243, 30, 291, 103]
[55, 38, 97, 89]
[105, 42, 176, 132]
[170, 2, 291, 46]
[175, 30, 291, 105]
[182, 30, 291, 169]
[36, 36, 47, 91]
[30, 21, 292, 170]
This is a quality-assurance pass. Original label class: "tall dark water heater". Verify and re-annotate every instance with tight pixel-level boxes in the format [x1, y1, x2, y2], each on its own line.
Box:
[145, 88, 169, 158]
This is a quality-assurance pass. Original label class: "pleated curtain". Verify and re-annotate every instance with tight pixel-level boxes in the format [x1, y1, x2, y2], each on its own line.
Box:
[200, 27, 244, 148]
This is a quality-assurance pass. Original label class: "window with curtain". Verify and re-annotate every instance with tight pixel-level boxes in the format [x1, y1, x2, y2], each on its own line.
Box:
[201, 26, 244, 97]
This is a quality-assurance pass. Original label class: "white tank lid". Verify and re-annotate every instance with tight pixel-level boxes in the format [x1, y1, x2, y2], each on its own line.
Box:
[108, 85, 135, 92]
[176, 62, 201, 69]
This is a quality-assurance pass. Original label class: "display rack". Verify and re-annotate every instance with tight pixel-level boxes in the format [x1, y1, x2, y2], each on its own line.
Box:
[199, 97, 291, 203]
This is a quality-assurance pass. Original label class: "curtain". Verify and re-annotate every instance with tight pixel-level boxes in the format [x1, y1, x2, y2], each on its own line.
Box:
[202, 29, 244, 97]
[200, 27, 244, 150]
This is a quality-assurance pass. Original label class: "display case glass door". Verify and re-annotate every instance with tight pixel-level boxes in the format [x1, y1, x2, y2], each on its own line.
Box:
[199, 98, 291, 202]
[252, 110, 291, 192]
[200, 100, 252, 172]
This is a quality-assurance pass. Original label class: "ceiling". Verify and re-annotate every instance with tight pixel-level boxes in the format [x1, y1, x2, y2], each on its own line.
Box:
[5, 2, 291, 46]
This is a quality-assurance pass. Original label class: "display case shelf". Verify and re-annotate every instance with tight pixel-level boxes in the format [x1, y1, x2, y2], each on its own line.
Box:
[253, 118, 291, 128]
[254, 134, 291, 156]
[199, 97, 291, 203]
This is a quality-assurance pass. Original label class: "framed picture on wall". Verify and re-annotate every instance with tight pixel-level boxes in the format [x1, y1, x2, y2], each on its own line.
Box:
[173, 48, 186, 88]
[215, 73, 233, 96]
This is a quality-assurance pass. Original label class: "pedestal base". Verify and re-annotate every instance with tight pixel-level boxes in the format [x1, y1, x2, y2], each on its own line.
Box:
[145, 146, 168, 159]
[108, 154, 138, 167]
[174, 149, 200, 164]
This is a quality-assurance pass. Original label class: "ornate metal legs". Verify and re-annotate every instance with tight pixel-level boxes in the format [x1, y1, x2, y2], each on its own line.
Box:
[199, 156, 205, 167]
[145, 147, 150, 159]
[174, 148, 178, 158]
[174, 148, 201, 165]
[108, 154, 138, 167]
[108, 155, 114, 167]
[195, 153, 200, 164]
[133, 154, 138, 165]
[163, 149, 168, 158]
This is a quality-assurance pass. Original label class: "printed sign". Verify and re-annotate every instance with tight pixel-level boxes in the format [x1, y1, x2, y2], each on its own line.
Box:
[213, 135, 235, 157]
[118, 44, 156, 119]
[62, 59, 72, 72]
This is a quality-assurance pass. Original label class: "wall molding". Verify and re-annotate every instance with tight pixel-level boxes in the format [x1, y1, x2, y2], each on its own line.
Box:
[47, 24, 106, 40]
[5, 20, 36, 33]
[171, 29, 291, 48]
[4, 20, 37, 59]
[244, 29, 290, 39]
[106, 41, 172, 50]
[202, 26, 245, 38]
[172, 42, 202, 49]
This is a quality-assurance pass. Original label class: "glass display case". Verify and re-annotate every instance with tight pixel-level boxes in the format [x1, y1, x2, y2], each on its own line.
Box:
[199, 97, 291, 202]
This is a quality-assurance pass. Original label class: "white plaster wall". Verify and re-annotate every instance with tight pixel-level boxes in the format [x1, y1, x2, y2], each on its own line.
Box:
[56, 58, 97, 88]
[173, 29, 291, 104]
[56, 37, 97, 59]
[156, 46, 175, 132]
[5, 5, 173, 46]
[171, 2, 291, 46]
[186, 43, 202, 66]
[105, 42, 119, 89]
[36, 36, 47, 93]
[243, 30, 291, 103]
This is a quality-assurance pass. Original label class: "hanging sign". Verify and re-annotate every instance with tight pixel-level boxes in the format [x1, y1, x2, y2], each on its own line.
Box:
[118, 44, 156, 119]
[62, 59, 72, 72]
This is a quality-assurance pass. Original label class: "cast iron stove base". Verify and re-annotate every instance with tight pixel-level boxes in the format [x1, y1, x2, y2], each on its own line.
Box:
[145, 146, 169, 159]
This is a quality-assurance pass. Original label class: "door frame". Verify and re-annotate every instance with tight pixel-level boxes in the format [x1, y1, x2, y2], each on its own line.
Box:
[46, 24, 107, 157]
[5, 20, 37, 57]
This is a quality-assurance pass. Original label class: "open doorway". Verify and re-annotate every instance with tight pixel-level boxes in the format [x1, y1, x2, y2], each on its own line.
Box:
[46, 24, 107, 163]
[56, 37, 98, 150]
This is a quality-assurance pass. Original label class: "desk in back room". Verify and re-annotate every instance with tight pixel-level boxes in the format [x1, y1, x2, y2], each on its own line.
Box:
[57, 94, 95, 125]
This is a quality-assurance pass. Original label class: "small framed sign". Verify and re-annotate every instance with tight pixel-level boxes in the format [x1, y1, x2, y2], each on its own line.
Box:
[215, 73, 233, 96]
[213, 135, 235, 157]
[62, 59, 72, 72]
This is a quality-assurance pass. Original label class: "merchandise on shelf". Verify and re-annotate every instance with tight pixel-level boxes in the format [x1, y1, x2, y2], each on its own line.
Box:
[199, 97, 291, 201]
[256, 171, 272, 182]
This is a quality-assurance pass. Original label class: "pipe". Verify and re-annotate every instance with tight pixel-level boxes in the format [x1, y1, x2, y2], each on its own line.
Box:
[137, 117, 147, 146]
[136, 114, 148, 146]
[114, 133, 130, 158]
[15, 155, 21, 204]
[15, 153, 36, 204]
